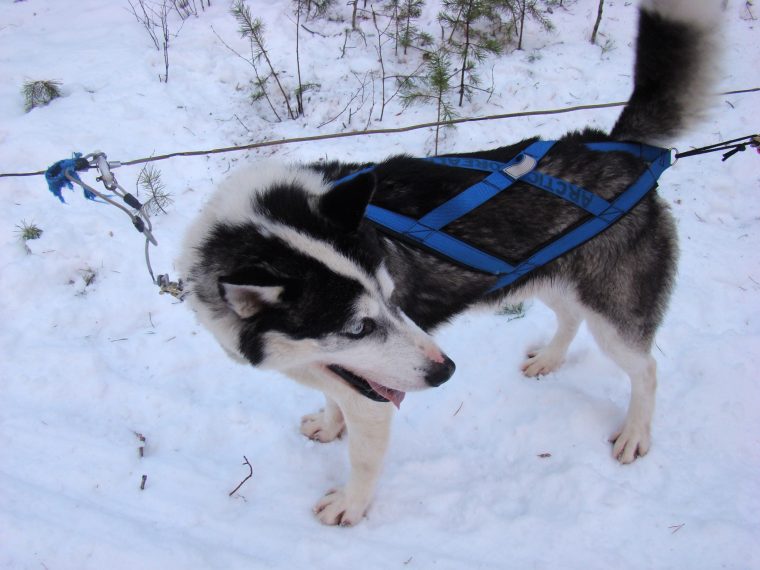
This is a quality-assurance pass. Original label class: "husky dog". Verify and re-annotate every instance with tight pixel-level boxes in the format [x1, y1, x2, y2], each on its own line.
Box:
[180, 0, 720, 526]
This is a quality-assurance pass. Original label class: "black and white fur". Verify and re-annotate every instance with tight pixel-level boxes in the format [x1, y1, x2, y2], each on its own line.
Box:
[179, 0, 720, 526]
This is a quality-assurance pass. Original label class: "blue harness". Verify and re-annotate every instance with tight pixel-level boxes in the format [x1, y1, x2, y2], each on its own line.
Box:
[336, 141, 672, 294]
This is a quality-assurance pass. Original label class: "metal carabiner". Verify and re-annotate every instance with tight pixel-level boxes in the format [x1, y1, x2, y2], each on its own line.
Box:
[87, 151, 122, 191]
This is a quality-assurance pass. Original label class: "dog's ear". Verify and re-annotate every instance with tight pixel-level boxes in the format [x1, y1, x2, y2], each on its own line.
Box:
[218, 269, 285, 319]
[319, 170, 376, 232]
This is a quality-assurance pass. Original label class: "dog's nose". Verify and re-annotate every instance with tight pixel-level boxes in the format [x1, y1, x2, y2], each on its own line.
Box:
[425, 355, 456, 387]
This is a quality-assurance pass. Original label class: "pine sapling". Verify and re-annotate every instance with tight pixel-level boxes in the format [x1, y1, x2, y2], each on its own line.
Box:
[232, 0, 297, 120]
[22, 80, 62, 112]
[399, 0, 431, 54]
[136, 164, 174, 216]
[502, 0, 555, 51]
[401, 46, 458, 153]
[439, 0, 502, 106]
[301, 0, 335, 20]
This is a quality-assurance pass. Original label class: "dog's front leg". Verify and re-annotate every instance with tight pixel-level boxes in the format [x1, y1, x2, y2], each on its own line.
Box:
[301, 395, 346, 442]
[313, 394, 394, 526]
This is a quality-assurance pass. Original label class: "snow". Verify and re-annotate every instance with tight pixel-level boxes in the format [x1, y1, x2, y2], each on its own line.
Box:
[1, 1, 759, 568]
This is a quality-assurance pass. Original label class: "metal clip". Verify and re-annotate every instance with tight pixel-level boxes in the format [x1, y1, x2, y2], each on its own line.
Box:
[88, 151, 122, 190]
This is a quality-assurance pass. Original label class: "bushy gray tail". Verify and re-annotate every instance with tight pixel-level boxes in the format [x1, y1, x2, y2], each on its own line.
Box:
[611, 0, 722, 145]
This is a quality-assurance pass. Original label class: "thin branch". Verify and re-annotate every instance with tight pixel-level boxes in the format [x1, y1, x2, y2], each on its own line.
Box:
[317, 71, 372, 128]
[211, 26, 282, 121]
[228, 456, 254, 497]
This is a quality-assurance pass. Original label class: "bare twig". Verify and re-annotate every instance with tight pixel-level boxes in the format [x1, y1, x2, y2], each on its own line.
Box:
[140, 474, 148, 490]
[591, 0, 605, 44]
[228, 456, 254, 496]
[159, 1, 171, 83]
[127, 0, 160, 50]
[317, 71, 372, 128]
[135, 432, 147, 457]
[295, 1, 305, 116]
[234, 113, 252, 132]
[371, 7, 393, 121]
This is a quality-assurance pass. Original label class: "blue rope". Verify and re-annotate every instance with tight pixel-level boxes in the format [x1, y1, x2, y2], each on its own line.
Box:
[45, 152, 96, 203]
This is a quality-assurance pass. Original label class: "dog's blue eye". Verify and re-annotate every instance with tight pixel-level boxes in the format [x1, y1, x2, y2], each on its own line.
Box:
[345, 318, 376, 338]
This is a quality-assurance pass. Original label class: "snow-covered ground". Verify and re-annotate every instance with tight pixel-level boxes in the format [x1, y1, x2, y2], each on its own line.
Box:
[1, 1, 759, 568]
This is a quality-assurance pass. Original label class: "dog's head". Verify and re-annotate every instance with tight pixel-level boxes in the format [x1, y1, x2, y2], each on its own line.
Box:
[180, 162, 455, 407]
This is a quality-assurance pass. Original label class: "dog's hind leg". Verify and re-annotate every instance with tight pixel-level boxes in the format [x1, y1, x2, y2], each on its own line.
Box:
[585, 312, 657, 464]
[521, 288, 583, 377]
[313, 392, 394, 526]
[301, 395, 346, 442]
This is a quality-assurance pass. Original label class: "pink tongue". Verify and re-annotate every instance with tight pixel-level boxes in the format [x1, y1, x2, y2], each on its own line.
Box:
[366, 379, 406, 409]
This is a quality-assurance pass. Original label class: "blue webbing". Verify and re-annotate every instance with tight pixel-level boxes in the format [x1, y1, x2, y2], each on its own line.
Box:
[334, 141, 672, 293]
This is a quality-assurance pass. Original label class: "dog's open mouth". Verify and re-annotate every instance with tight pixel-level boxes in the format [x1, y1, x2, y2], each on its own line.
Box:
[327, 365, 406, 409]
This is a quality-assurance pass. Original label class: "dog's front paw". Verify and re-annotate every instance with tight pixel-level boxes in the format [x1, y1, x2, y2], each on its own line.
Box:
[520, 346, 565, 377]
[610, 423, 651, 464]
[313, 488, 368, 526]
[300, 410, 345, 443]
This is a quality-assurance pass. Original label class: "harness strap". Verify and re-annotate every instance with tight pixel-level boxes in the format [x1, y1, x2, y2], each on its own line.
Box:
[486, 144, 672, 292]
[414, 141, 556, 230]
[335, 140, 672, 293]
[364, 141, 555, 273]
[364, 205, 516, 275]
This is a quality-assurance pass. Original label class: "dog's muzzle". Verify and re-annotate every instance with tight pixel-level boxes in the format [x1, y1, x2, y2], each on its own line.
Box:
[425, 355, 456, 387]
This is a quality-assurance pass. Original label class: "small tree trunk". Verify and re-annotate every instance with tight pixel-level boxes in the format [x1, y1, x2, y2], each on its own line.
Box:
[258, 42, 296, 119]
[517, 0, 526, 51]
[160, 1, 170, 82]
[372, 9, 388, 121]
[458, 17, 470, 106]
[591, 0, 604, 44]
[435, 95, 442, 155]
[404, 8, 411, 55]
[296, 2, 304, 116]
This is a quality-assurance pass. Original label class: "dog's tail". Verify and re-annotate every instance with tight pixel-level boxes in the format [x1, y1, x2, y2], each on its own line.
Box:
[610, 0, 722, 146]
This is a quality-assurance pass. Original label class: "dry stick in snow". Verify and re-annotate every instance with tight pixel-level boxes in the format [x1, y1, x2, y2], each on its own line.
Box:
[228, 456, 254, 497]
[295, 3, 305, 116]
[127, 0, 161, 50]
[591, 0, 605, 44]
[372, 8, 393, 121]
[317, 71, 372, 128]
[135, 432, 147, 457]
